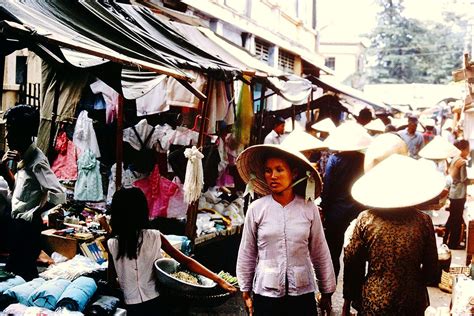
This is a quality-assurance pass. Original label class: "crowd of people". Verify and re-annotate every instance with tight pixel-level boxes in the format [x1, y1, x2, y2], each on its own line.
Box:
[0, 105, 468, 315]
[240, 110, 466, 315]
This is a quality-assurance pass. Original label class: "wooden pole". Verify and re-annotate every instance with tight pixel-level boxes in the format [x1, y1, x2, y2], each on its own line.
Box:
[115, 95, 124, 190]
[185, 77, 213, 242]
[0, 54, 5, 113]
[257, 84, 267, 144]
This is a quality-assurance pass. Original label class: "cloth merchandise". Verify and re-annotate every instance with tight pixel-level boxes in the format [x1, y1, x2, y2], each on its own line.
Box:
[182, 146, 204, 205]
[133, 165, 179, 218]
[87, 295, 120, 316]
[171, 126, 199, 146]
[3, 303, 27, 315]
[123, 119, 161, 152]
[0, 276, 25, 294]
[106, 164, 146, 204]
[166, 70, 206, 108]
[136, 76, 169, 116]
[27, 278, 71, 309]
[56, 276, 97, 312]
[37, 61, 89, 155]
[74, 149, 103, 202]
[206, 80, 229, 134]
[24, 306, 55, 315]
[154, 124, 175, 151]
[107, 229, 163, 305]
[233, 78, 253, 150]
[166, 177, 188, 219]
[4, 278, 45, 306]
[39, 255, 103, 281]
[168, 144, 221, 190]
[90, 79, 120, 124]
[51, 130, 79, 180]
[73, 110, 101, 158]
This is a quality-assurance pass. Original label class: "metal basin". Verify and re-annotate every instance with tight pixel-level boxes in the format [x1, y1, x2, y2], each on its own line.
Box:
[154, 258, 217, 294]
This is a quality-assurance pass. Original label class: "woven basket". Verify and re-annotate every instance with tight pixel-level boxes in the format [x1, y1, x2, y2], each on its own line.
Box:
[438, 270, 453, 293]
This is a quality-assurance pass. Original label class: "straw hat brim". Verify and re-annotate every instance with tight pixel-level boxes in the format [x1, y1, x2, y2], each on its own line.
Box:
[352, 154, 446, 208]
[281, 130, 327, 152]
[236, 144, 322, 197]
[418, 136, 461, 160]
[311, 118, 336, 133]
[364, 133, 408, 172]
[324, 122, 372, 151]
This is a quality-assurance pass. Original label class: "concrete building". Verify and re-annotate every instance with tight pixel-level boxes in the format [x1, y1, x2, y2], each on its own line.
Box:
[149, 0, 329, 76]
[318, 29, 367, 89]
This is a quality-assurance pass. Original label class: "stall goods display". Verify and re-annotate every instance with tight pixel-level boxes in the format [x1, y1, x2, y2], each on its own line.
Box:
[171, 271, 200, 285]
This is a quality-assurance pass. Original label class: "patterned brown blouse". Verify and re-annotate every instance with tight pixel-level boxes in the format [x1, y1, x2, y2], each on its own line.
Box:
[343, 209, 438, 315]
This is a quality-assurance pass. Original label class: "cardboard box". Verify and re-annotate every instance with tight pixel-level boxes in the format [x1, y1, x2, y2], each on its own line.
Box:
[41, 229, 78, 259]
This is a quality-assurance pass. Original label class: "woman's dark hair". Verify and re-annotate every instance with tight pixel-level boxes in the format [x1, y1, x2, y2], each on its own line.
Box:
[110, 187, 149, 260]
[454, 139, 469, 151]
[4, 104, 39, 137]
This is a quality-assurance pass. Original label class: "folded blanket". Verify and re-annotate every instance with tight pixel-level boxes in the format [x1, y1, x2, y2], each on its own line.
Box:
[3, 303, 28, 315]
[28, 279, 71, 310]
[4, 278, 45, 305]
[87, 295, 120, 316]
[0, 275, 26, 294]
[56, 276, 97, 312]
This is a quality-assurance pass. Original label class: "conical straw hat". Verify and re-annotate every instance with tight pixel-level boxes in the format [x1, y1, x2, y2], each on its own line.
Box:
[281, 130, 326, 152]
[351, 154, 445, 208]
[236, 144, 322, 197]
[311, 118, 336, 133]
[324, 121, 372, 151]
[364, 118, 386, 133]
[364, 133, 408, 172]
[418, 135, 460, 160]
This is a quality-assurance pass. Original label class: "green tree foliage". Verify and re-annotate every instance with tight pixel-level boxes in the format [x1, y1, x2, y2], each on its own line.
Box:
[366, 0, 469, 84]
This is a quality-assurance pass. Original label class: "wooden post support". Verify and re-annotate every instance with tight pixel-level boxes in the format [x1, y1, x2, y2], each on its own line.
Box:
[115, 96, 124, 190]
[257, 84, 267, 144]
[185, 78, 213, 242]
[0, 54, 5, 113]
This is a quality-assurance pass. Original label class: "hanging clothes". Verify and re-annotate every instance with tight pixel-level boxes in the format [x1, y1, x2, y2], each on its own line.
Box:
[106, 164, 147, 204]
[171, 126, 199, 146]
[90, 80, 120, 124]
[51, 130, 78, 181]
[233, 76, 253, 150]
[167, 177, 187, 219]
[123, 119, 161, 151]
[74, 150, 103, 202]
[206, 80, 228, 134]
[136, 76, 169, 117]
[133, 165, 179, 219]
[73, 111, 101, 158]
[166, 70, 206, 108]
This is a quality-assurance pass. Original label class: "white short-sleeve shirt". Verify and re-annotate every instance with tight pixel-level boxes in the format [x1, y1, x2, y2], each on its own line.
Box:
[108, 229, 163, 305]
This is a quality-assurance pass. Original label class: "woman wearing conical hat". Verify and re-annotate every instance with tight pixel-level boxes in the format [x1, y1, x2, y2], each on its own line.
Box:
[342, 154, 441, 315]
[235, 144, 335, 315]
[320, 121, 372, 278]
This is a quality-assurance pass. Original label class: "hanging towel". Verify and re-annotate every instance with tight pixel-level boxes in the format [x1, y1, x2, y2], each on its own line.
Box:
[56, 276, 97, 312]
[90, 80, 120, 124]
[0, 276, 25, 294]
[28, 279, 71, 310]
[74, 149, 103, 201]
[73, 110, 101, 158]
[4, 278, 45, 306]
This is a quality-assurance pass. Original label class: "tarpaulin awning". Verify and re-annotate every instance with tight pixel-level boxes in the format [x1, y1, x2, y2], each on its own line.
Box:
[307, 75, 389, 112]
[0, 0, 241, 99]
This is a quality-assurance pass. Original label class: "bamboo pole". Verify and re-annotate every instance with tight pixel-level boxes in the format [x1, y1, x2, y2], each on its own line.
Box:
[115, 96, 124, 190]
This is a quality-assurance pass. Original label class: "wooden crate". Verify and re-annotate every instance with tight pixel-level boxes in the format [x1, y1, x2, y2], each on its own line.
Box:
[41, 229, 78, 259]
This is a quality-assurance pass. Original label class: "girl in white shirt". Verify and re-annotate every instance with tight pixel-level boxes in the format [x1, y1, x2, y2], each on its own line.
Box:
[108, 187, 236, 315]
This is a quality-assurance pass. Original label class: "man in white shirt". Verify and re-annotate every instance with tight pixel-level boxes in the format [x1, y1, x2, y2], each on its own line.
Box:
[264, 116, 285, 144]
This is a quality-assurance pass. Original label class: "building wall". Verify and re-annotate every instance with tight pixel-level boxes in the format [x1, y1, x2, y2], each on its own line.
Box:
[319, 42, 366, 87]
[182, 0, 321, 75]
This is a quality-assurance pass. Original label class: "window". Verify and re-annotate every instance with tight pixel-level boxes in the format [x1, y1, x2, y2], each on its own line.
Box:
[278, 50, 295, 73]
[255, 38, 270, 63]
[15, 56, 27, 85]
[325, 57, 335, 70]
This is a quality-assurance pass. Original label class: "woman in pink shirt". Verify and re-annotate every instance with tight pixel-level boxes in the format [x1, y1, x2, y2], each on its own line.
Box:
[236, 145, 336, 316]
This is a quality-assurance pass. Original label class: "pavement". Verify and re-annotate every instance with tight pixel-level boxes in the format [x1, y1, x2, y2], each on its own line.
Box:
[186, 206, 470, 315]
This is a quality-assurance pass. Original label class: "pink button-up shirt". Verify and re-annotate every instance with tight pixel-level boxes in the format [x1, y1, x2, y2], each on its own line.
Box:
[237, 195, 336, 297]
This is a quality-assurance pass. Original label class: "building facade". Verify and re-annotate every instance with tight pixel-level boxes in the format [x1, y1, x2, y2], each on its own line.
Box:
[157, 0, 327, 76]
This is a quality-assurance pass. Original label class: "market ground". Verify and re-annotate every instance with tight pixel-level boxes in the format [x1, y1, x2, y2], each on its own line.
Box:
[186, 207, 468, 315]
